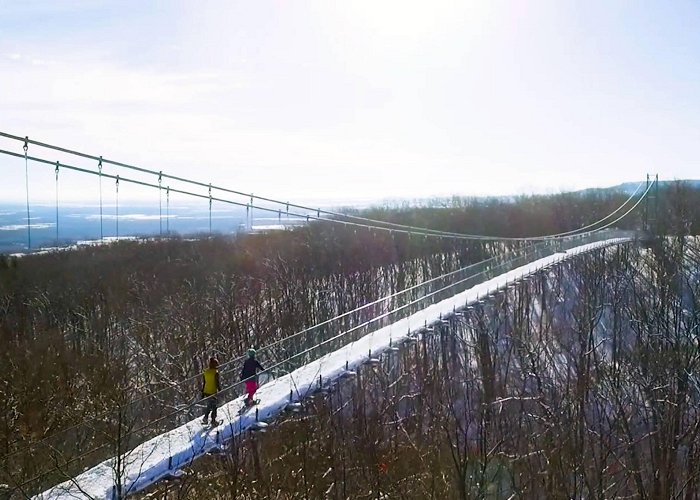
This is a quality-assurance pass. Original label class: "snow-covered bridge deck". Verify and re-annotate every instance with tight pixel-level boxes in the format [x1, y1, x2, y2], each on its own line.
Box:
[36, 238, 632, 499]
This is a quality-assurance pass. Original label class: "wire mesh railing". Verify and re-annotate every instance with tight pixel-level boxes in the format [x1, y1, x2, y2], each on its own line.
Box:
[1, 230, 635, 496]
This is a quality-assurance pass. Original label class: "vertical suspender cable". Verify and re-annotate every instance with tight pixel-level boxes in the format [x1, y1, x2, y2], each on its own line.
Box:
[98, 156, 103, 241]
[208, 183, 212, 235]
[116, 175, 120, 239]
[158, 171, 163, 236]
[23, 137, 31, 250]
[55, 161, 60, 247]
[166, 186, 170, 235]
[654, 174, 659, 233]
[643, 174, 650, 232]
[249, 194, 254, 231]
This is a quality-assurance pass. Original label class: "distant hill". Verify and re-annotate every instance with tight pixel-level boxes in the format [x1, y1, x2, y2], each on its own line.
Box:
[598, 179, 700, 196]
[569, 179, 700, 197]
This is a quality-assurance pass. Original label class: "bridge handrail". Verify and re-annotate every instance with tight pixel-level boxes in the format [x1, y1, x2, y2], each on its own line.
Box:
[5, 231, 635, 495]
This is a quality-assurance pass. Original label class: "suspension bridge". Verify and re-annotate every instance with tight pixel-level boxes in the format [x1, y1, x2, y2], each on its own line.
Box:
[0, 132, 658, 498]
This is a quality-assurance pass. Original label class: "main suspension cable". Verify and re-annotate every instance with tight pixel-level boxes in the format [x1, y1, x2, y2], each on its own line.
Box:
[0, 148, 489, 240]
[0, 131, 649, 241]
[0, 148, 649, 244]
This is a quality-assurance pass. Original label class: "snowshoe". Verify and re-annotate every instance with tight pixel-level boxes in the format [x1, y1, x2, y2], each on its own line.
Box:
[238, 399, 260, 415]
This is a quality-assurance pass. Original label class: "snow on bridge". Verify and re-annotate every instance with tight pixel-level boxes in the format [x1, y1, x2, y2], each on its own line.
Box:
[36, 237, 632, 499]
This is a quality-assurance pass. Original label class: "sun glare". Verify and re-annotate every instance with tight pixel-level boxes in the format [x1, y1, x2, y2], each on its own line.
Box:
[337, 0, 488, 42]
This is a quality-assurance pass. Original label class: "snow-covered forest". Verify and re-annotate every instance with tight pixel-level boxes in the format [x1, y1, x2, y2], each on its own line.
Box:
[1, 184, 699, 498]
[178, 237, 700, 499]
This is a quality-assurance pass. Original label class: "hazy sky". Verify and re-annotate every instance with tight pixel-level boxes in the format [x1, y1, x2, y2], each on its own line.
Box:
[1, 1, 699, 205]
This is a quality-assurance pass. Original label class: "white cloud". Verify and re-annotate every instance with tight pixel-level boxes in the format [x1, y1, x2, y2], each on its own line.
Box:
[1, 1, 698, 206]
[0, 223, 54, 231]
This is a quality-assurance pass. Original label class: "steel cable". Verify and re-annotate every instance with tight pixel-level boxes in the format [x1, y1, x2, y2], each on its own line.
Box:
[23, 137, 31, 250]
[0, 131, 649, 241]
[0, 148, 650, 243]
[14, 232, 632, 496]
[0, 239, 525, 462]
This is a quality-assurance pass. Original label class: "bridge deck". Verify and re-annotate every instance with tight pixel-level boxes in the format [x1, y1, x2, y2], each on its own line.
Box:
[36, 238, 631, 499]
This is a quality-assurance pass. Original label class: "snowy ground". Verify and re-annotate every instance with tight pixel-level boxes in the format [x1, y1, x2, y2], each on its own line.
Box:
[35, 238, 630, 499]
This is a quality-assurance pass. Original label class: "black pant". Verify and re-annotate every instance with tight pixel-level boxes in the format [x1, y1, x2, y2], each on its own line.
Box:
[203, 394, 218, 421]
